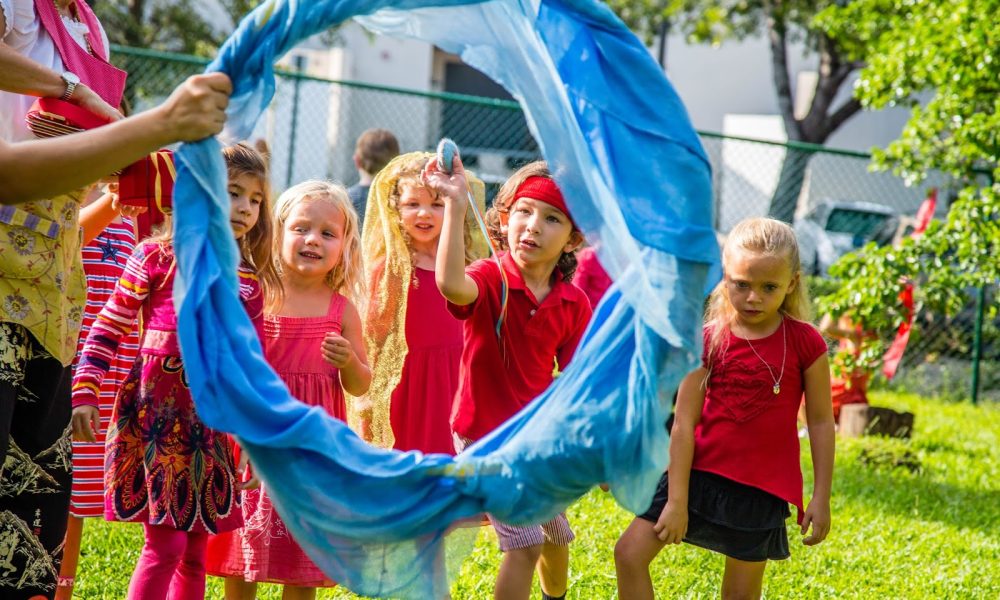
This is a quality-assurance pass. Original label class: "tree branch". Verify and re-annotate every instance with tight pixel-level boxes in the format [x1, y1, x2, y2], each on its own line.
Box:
[825, 97, 863, 136]
[802, 35, 860, 143]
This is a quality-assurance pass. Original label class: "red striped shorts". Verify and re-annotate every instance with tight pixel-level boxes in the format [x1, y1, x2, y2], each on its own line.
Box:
[453, 433, 576, 552]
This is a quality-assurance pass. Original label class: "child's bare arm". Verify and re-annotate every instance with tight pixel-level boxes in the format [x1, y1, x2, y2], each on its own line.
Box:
[802, 353, 835, 545]
[424, 156, 479, 305]
[324, 300, 372, 397]
[656, 367, 707, 543]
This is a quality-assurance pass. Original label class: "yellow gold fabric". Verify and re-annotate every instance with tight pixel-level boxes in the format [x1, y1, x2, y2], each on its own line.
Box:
[356, 152, 488, 448]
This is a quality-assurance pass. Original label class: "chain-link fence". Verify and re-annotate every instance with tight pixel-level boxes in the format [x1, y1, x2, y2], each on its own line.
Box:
[110, 45, 997, 402]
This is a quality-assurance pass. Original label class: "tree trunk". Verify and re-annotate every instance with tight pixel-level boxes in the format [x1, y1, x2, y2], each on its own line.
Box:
[767, 146, 814, 223]
[840, 404, 915, 438]
[761, 20, 863, 223]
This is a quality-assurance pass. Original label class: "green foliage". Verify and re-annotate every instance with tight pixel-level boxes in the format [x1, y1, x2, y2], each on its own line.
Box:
[607, 0, 844, 50]
[91, 1, 274, 57]
[818, 0, 1000, 184]
[814, 0, 999, 374]
[72, 391, 1000, 598]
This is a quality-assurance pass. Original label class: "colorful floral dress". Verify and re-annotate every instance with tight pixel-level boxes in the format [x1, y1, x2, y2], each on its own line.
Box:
[69, 218, 139, 518]
[206, 293, 346, 586]
[71, 242, 263, 533]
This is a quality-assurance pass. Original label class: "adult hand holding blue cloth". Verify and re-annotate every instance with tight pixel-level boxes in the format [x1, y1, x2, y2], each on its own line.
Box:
[172, 1, 719, 597]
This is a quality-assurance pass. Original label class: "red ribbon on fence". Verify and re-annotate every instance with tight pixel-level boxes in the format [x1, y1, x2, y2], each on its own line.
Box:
[881, 188, 937, 379]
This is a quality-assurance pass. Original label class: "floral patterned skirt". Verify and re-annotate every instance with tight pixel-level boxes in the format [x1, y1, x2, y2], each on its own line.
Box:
[104, 352, 242, 533]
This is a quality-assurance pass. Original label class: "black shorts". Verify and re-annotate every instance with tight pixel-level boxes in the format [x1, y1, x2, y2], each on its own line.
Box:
[638, 469, 791, 562]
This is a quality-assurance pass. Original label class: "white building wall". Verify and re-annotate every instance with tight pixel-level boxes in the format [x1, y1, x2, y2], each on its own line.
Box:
[661, 33, 933, 228]
[256, 22, 931, 218]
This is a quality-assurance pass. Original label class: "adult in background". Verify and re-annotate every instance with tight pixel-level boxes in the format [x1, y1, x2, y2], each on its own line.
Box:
[346, 127, 399, 227]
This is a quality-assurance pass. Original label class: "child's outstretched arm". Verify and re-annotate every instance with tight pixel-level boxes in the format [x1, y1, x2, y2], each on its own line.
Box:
[655, 367, 707, 543]
[71, 247, 151, 442]
[423, 156, 479, 306]
[322, 300, 372, 397]
[802, 353, 835, 545]
[79, 184, 146, 245]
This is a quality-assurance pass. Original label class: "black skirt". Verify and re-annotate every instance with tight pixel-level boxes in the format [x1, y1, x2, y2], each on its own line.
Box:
[638, 469, 791, 562]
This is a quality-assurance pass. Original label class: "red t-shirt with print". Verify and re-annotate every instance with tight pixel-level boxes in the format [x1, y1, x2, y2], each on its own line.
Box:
[692, 317, 828, 519]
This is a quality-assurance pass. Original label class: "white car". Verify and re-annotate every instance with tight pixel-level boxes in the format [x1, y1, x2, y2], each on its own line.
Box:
[794, 200, 899, 275]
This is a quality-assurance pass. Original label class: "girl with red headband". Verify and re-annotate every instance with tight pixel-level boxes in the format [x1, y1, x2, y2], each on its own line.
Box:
[425, 159, 592, 600]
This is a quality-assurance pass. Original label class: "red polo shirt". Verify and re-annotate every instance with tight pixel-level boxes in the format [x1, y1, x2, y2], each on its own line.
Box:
[448, 252, 592, 441]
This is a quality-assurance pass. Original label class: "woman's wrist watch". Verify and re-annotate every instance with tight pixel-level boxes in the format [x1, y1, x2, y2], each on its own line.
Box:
[60, 71, 80, 101]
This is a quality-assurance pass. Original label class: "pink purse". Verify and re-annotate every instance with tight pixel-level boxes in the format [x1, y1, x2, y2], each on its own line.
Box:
[25, 97, 111, 138]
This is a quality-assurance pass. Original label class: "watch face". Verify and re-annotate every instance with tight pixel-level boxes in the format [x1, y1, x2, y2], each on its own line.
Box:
[63, 72, 80, 85]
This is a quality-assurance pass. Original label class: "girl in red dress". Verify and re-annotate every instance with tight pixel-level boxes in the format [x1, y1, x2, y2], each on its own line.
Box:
[615, 217, 835, 600]
[360, 152, 489, 452]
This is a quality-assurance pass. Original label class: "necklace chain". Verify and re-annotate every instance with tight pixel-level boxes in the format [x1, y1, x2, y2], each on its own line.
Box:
[742, 318, 786, 395]
[54, 0, 94, 55]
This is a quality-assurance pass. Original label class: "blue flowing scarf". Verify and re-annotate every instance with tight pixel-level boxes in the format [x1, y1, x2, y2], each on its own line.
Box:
[172, 0, 719, 597]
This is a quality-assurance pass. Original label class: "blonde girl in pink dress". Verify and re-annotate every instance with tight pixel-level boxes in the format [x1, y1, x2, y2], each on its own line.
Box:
[207, 180, 371, 600]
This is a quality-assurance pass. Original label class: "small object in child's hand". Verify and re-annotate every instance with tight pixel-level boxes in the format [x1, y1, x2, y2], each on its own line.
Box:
[436, 138, 459, 174]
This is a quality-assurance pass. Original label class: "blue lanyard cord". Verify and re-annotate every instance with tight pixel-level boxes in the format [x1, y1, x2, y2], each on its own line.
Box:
[463, 187, 508, 338]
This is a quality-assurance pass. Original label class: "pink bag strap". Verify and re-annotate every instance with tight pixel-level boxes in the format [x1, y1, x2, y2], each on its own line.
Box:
[32, 0, 126, 106]
[33, 0, 98, 60]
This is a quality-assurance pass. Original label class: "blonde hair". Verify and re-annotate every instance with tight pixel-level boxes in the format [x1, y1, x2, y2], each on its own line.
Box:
[382, 153, 480, 269]
[705, 217, 811, 359]
[271, 180, 365, 311]
[145, 142, 277, 295]
[493, 160, 578, 282]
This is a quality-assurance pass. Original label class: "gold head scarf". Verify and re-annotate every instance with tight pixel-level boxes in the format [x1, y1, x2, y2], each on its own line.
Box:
[357, 151, 489, 448]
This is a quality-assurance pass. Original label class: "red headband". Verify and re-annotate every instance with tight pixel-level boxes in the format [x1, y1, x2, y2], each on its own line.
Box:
[509, 176, 577, 229]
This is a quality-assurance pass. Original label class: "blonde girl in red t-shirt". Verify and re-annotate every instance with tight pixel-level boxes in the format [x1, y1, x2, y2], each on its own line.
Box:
[614, 217, 835, 600]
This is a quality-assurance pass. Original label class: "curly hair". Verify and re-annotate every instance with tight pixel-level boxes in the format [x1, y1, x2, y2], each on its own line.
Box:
[381, 153, 481, 275]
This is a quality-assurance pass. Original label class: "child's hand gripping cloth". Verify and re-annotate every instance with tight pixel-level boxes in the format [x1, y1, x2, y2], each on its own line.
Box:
[172, 1, 721, 598]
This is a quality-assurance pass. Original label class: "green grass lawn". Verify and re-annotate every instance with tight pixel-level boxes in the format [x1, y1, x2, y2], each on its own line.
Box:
[73, 391, 1000, 598]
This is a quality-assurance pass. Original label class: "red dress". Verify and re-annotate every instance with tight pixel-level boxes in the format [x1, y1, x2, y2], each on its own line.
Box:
[206, 293, 347, 586]
[390, 267, 462, 454]
[572, 246, 612, 308]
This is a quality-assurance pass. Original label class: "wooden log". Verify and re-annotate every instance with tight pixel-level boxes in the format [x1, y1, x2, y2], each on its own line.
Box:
[839, 404, 915, 438]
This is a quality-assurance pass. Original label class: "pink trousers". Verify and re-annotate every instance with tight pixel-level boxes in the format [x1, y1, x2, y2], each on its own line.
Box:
[127, 523, 209, 600]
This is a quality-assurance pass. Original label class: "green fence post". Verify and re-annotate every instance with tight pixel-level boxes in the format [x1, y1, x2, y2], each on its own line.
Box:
[286, 55, 306, 188]
[970, 285, 985, 405]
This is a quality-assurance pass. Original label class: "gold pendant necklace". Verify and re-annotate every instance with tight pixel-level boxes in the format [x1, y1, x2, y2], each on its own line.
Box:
[742, 318, 786, 395]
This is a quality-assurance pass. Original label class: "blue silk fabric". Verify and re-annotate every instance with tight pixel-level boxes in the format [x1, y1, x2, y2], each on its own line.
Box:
[172, 0, 719, 597]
